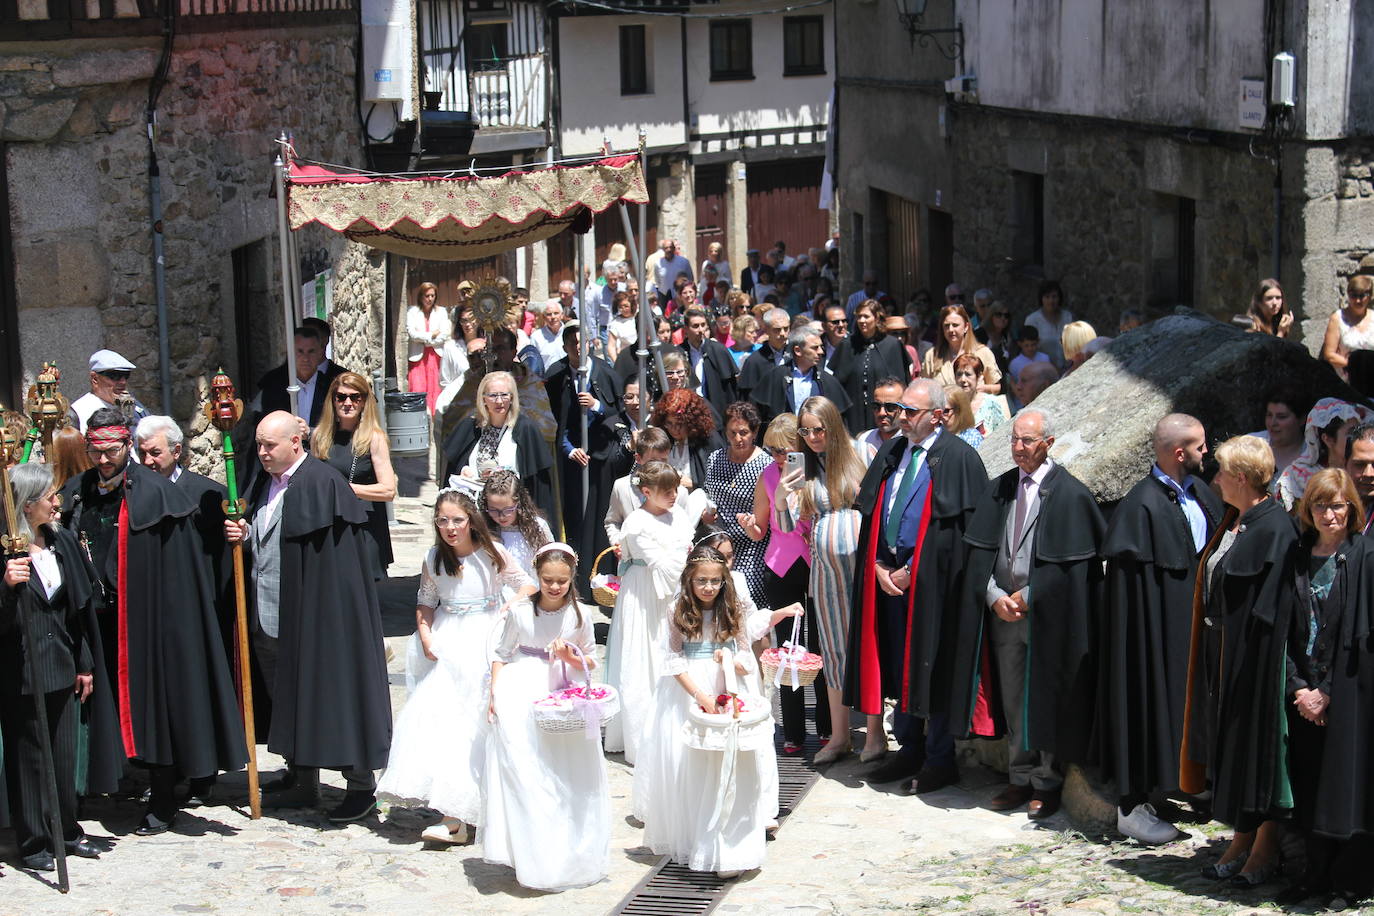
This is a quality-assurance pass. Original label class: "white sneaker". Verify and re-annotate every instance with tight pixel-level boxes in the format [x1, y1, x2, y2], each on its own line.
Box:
[1117, 803, 1180, 844]
[421, 819, 467, 844]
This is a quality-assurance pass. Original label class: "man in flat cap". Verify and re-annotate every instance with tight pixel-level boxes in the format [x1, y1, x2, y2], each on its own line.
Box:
[68, 349, 150, 433]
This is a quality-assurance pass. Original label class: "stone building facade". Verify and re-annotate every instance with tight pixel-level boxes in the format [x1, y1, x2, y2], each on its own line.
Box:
[835, 0, 1374, 347]
[2, 5, 384, 475]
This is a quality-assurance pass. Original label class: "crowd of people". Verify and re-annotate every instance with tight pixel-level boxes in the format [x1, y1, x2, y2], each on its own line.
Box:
[4, 246, 1374, 906]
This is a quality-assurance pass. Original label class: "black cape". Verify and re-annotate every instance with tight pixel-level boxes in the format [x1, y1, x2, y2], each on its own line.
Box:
[752, 363, 851, 429]
[737, 343, 786, 401]
[843, 432, 987, 717]
[442, 413, 557, 530]
[546, 356, 623, 584]
[1094, 472, 1222, 800]
[175, 470, 235, 669]
[1285, 534, 1374, 838]
[61, 462, 246, 778]
[1180, 498, 1297, 828]
[947, 463, 1105, 762]
[247, 455, 392, 771]
[673, 340, 739, 425]
[832, 334, 911, 434]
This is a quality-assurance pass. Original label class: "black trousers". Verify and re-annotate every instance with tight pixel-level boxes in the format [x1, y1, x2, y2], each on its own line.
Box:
[765, 557, 831, 745]
[1, 688, 82, 856]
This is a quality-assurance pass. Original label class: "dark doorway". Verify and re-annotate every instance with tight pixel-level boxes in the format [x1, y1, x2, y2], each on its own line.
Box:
[745, 158, 828, 258]
[927, 209, 954, 303]
[231, 240, 274, 400]
[694, 164, 726, 254]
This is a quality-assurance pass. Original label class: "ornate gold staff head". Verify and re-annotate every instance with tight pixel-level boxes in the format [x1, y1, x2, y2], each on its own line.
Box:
[204, 368, 245, 433]
[24, 361, 70, 446]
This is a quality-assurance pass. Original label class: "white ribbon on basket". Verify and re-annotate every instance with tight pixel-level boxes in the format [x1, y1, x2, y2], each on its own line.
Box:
[772, 607, 809, 691]
[560, 642, 603, 741]
[707, 647, 741, 834]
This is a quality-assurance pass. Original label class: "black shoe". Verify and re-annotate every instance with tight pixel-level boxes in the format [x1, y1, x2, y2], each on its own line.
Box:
[866, 754, 922, 784]
[184, 777, 216, 809]
[21, 850, 55, 872]
[134, 811, 175, 836]
[66, 837, 103, 859]
[264, 783, 322, 809]
[260, 771, 297, 793]
[328, 791, 377, 823]
[910, 764, 960, 795]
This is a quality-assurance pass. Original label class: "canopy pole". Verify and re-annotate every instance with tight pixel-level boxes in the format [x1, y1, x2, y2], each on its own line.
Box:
[576, 226, 590, 518]
[274, 140, 300, 419]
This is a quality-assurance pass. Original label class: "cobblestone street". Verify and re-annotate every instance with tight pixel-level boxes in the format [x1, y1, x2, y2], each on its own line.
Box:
[1, 492, 1371, 915]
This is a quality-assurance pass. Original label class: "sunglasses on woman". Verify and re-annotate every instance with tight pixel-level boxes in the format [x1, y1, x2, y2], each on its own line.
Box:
[335, 392, 365, 404]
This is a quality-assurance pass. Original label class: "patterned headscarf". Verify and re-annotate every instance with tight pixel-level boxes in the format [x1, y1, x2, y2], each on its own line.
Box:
[1276, 397, 1374, 508]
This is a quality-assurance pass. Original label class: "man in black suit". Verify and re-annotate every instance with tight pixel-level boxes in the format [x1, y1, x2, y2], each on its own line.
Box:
[545, 324, 623, 588]
[740, 248, 762, 296]
[738, 307, 792, 401]
[256, 325, 349, 428]
[753, 324, 851, 427]
[675, 308, 738, 425]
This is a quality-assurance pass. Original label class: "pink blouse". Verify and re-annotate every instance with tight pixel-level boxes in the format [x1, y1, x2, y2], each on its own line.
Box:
[761, 462, 811, 575]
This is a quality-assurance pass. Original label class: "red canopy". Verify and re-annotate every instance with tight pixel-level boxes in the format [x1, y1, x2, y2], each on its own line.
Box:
[287, 154, 648, 260]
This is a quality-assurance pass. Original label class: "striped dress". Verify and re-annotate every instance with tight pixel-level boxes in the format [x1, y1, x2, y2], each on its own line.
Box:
[777, 472, 861, 680]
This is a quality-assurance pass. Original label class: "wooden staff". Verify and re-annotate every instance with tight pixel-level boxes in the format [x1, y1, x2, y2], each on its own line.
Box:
[0, 404, 70, 891]
[202, 371, 260, 819]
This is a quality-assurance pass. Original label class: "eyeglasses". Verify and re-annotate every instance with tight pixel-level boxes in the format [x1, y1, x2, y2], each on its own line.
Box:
[826, 318, 848, 327]
[86, 443, 128, 459]
[1010, 435, 1046, 447]
[98, 370, 131, 381]
[1313, 502, 1351, 516]
[872, 401, 903, 414]
[948, 294, 965, 301]
[899, 405, 931, 418]
[435, 516, 468, 528]
[486, 505, 519, 519]
[483, 392, 513, 402]
[334, 392, 365, 404]
[691, 577, 725, 589]
[664, 369, 688, 379]
[798, 426, 825, 437]
[766, 446, 790, 456]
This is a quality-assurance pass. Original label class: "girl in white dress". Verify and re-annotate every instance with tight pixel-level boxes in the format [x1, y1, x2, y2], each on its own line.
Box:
[603, 461, 713, 764]
[482, 544, 611, 891]
[481, 469, 553, 579]
[377, 490, 535, 845]
[634, 546, 778, 877]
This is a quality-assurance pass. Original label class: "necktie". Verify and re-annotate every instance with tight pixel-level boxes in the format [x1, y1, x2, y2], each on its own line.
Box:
[1013, 475, 1033, 547]
[884, 447, 923, 548]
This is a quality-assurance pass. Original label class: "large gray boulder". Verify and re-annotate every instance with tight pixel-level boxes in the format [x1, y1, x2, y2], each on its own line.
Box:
[977, 310, 1364, 503]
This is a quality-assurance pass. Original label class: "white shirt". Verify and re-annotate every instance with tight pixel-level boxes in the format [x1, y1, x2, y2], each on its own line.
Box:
[788, 366, 817, 407]
[1151, 463, 1208, 553]
[293, 371, 319, 424]
[29, 546, 61, 601]
[534, 325, 567, 369]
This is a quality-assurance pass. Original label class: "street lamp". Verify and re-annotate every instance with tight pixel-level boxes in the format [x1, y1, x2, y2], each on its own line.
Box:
[894, 0, 965, 64]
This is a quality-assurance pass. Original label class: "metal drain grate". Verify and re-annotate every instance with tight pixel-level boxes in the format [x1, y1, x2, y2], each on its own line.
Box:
[610, 686, 823, 915]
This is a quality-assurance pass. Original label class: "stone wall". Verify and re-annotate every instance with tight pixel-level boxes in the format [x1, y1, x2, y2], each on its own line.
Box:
[1292, 142, 1374, 355]
[3, 25, 368, 477]
[948, 106, 1277, 336]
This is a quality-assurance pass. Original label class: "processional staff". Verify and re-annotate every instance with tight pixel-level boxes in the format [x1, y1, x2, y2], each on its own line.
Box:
[203, 370, 261, 820]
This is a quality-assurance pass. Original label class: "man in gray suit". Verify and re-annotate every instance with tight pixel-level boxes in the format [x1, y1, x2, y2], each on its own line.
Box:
[950, 407, 1104, 821]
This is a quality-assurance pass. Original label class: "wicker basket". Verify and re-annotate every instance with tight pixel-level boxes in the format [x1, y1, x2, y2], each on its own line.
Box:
[681, 648, 773, 752]
[589, 546, 620, 608]
[531, 644, 620, 737]
[760, 608, 823, 688]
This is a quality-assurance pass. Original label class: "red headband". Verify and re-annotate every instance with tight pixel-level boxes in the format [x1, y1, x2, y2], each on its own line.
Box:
[86, 426, 130, 446]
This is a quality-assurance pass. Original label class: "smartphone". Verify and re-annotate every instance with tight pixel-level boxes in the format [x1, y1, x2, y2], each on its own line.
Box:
[784, 451, 805, 476]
